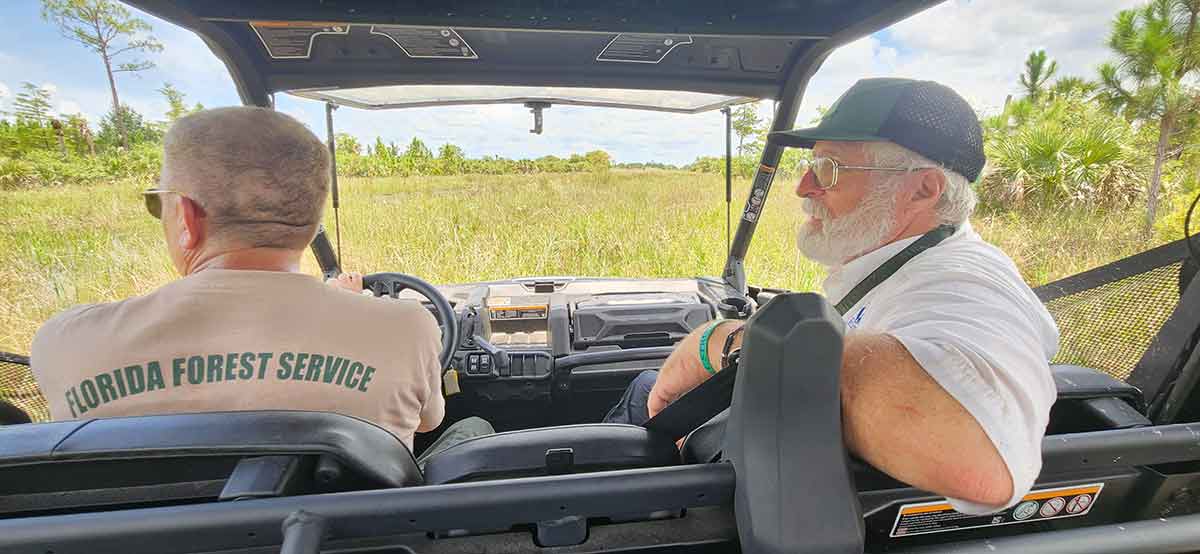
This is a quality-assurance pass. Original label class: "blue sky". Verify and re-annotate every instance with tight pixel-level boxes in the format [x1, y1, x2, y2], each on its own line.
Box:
[0, 1, 1139, 165]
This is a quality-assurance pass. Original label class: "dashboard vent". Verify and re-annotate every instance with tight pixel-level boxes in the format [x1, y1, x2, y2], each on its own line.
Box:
[503, 352, 552, 378]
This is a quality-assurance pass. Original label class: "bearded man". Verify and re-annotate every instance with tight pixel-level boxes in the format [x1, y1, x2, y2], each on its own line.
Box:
[604, 78, 1059, 515]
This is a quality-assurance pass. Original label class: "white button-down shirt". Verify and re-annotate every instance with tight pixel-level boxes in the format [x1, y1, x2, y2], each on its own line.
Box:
[823, 221, 1059, 514]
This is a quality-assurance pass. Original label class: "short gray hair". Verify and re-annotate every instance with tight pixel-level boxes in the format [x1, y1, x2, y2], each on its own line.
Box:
[865, 141, 976, 225]
[162, 107, 330, 250]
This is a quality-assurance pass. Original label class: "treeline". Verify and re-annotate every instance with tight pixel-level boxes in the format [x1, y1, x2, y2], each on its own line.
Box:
[333, 135, 611, 177]
[0, 81, 194, 189]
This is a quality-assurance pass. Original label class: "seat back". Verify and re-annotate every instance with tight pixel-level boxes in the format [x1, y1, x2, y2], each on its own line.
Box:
[0, 353, 48, 423]
[724, 292, 862, 554]
[0, 410, 421, 518]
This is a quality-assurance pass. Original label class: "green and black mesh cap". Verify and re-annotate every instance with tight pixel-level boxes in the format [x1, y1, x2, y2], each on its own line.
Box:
[771, 78, 986, 181]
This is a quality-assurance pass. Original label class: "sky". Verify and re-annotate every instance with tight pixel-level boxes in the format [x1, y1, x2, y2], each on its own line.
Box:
[0, 0, 1142, 165]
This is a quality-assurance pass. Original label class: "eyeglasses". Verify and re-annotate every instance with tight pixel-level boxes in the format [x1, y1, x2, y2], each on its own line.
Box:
[797, 156, 934, 190]
[142, 188, 186, 219]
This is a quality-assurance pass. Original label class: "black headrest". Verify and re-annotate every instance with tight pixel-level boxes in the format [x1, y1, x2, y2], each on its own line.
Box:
[0, 410, 422, 488]
[422, 423, 678, 485]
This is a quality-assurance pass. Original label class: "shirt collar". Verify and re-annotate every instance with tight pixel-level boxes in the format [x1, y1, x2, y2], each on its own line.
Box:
[822, 221, 972, 303]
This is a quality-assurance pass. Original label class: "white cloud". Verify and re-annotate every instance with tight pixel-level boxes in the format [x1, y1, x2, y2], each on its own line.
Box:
[55, 100, 82, 117]
[791, 0, 1144, 128]
[0, 82, 8, 99]
[757, 2, 1149, 153]
[149, 24, 238, 101]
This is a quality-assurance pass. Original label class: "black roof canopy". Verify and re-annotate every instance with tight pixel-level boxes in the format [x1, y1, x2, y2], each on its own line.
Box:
[123, 1, 942, 108]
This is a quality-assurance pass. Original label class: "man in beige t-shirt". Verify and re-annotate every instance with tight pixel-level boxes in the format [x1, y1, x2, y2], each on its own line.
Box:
[31, 107, 444, 450]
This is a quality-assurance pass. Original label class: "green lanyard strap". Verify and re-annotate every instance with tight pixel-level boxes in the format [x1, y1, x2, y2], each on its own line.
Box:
[834, 224, 957, 316]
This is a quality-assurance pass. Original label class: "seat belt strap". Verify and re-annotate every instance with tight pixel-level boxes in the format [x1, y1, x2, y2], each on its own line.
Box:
[834, 224, 957, 315]
[643, 364, 739, 440]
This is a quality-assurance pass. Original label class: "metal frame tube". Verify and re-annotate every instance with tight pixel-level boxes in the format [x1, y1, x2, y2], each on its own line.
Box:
[0, 465, 734, 554]
[324, 103, 342, 269]
[720, 44, 830, 294]
[722, 106, 733, 257]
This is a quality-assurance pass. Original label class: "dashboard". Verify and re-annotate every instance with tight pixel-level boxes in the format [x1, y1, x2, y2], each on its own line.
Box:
[417, 277, 736, 421]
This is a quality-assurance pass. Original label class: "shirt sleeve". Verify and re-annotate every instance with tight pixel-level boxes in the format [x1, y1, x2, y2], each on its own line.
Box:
[863, 264, 1058, 514]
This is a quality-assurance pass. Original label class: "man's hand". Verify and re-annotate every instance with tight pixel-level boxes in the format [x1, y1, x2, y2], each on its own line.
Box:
[647, 321, 743, 417]
[325, 271, 363, 293]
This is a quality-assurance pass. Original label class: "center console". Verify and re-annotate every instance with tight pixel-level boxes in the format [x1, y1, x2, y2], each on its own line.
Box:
[436, 278, 726, 428]
[450, 279, 721, 385]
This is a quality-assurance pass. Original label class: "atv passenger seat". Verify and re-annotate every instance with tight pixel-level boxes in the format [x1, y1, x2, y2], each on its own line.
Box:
[421, 423, 678, 485]
[0, 410, 421, 518]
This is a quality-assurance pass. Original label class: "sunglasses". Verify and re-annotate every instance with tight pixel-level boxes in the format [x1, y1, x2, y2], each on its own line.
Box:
[797, 156, 934, 190]
[142, 188, 187, 219]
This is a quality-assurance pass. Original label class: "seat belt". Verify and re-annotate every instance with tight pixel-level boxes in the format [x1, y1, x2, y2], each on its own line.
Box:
[834, 224, 956, 315]
[644, 225, 957, 440]
[644, 364, 738, 440]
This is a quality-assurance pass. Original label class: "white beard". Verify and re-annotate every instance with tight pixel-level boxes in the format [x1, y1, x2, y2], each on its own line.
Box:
[796, 185, 897, 267]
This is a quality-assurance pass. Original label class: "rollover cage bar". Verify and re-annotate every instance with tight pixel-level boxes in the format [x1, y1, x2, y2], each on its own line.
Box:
[0, 465, 735, 554]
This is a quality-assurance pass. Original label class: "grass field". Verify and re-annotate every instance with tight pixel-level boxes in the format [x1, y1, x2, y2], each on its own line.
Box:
[0, 170, 1170, 353]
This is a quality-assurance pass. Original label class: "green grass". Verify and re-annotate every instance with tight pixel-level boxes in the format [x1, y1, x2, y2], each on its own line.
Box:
[0, 170, 1169, 353]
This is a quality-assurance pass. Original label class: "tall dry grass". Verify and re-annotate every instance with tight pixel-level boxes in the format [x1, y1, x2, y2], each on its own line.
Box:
[0, 170, 1168, 353]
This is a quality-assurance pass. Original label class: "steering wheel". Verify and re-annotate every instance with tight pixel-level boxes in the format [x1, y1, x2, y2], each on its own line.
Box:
[362, 272, 460, 368]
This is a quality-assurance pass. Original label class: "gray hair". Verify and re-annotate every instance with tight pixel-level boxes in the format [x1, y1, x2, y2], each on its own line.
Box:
[162, 107, 330, 250]
[865, 141, 976, 225]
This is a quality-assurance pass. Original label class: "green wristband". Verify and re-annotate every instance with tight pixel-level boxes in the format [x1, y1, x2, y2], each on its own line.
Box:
[699, 319, 725, 375]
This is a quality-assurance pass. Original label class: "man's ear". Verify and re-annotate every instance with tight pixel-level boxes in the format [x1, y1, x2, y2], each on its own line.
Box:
[907, 168, 946, 212]
[175, 195, 206, 251]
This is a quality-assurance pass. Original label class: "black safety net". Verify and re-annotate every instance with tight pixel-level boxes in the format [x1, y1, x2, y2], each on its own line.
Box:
[1034, 239, 1191, 384]
[0, 352, 49, 422]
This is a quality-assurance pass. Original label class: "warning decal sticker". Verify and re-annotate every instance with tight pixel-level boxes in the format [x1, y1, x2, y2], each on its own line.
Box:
[250, 21, 349, 59]
[741, 165, 777, 223]
[597, 34, 694, 63]
[369, 26, 478, 59]
[889, 483, 1104, 538]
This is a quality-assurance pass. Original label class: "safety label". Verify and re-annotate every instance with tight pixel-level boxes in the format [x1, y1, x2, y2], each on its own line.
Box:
[369, 26, 477, 59]
[889, 483, 1104, 538]
[741, 165, 776, 223]
[597, 34, 693, 63]
[250, 21, 349, 59]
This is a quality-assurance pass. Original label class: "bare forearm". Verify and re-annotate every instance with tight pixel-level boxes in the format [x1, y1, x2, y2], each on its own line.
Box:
[840, 333, 1012, 506]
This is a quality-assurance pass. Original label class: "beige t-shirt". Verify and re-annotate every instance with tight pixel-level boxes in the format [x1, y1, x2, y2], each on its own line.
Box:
[31, 269, 445, 450]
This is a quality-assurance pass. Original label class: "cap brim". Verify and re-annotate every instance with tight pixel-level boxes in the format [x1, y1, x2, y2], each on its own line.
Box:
[769, 126, 888, 149]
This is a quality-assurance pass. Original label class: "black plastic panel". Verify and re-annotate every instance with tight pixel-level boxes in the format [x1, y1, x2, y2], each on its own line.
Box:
[573, 294, 711, 349]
